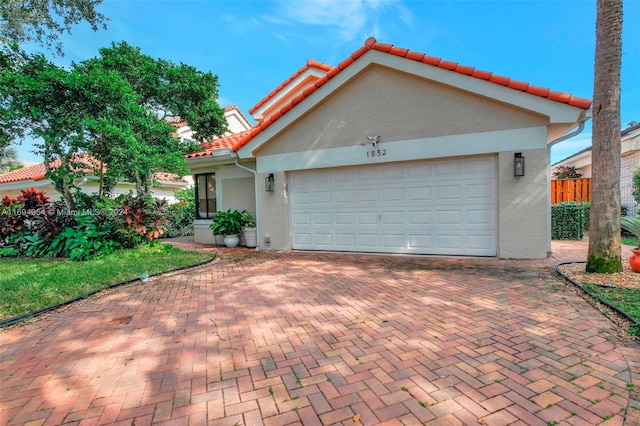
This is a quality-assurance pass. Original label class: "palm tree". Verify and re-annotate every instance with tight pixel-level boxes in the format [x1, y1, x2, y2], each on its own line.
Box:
[0, 146, 21, 173]
[586, 0, 623, 273]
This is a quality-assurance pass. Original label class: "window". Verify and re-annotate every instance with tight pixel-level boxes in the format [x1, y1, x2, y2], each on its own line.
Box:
[195, 173, 216, 219]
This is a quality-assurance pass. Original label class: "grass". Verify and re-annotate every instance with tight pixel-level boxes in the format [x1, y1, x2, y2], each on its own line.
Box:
[0, 243, 214, 321]
[622, 236, 638, 247]
[583, 283, 640, 335]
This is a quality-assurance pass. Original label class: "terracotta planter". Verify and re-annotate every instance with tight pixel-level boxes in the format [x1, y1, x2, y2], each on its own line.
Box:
[629, 249, 640, 273]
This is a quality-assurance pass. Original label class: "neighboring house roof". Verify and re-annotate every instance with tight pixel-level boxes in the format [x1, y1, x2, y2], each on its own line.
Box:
[184, 130, 252, 159]
[0, 160, 186, 184]
[552, 121, 640, 166]
[230, 37, 592, 153]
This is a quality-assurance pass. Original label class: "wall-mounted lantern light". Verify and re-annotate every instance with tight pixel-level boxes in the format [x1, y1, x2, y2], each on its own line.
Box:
[265, 173, 275, 192]
[514, 153, 525, 177]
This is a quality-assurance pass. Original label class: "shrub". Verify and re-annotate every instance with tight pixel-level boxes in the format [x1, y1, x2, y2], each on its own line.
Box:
[164, 188, 195, 238]
[209, 209, 243, 236]
[553, 165, 582, 179]
[240, 210, 256, 228]
[97, 194, 168, 248]
[551, 202, 586, 240]
[633, 168, 640, 206]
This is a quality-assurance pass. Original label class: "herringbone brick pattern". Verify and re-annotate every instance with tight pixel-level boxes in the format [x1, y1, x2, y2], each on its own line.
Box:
[1, 240, 638, 425]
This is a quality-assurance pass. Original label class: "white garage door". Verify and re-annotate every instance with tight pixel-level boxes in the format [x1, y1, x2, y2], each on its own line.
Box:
[289, 156, 497, 256]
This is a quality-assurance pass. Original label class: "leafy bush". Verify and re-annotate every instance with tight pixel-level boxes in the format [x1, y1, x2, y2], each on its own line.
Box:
[621, 216, 640, 248]
[553, 165, 582, 179]
[97, 194, 167, 247]
[164, 187, 195, 237]
[551, 202, 587, 240]
[240, 210, 256, 228]
[0, 189, 167, 260]
[209, 209, 243, 236]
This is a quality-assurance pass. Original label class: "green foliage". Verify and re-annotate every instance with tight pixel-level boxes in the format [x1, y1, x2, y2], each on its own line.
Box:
[0, 244, 213, 321]
[0, 0, 107, 55]
[621, 216, 640, 247]
[0, 146, 20, 173]
[240, 210, 256, 228]
[553, 165, 582, 179]
[582, 202, 591, 231]
[97, 194, 167, 247]
[209, 209, 243, 236]
[551, 202, 587, 240]
[0, 42, 225, 205]
[164, 188, 195, 238]
[1, 190, 167, 260]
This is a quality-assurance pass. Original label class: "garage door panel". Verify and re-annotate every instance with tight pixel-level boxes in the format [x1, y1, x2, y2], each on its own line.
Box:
[335, 191, 354, 203]
[382, 211, 404, 225]
[358, 212, 378, 224]
[408, 211, 433, 224]
[358, 234, 379, 247]
[409, 187, 432, 201]
[335, 212, 355, 225]
[289, 157, 496, 256]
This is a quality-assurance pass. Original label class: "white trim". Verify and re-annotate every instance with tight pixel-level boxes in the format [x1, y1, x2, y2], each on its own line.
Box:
[238, 50, 585, 158]
[256, 127, 546, 173]
[251, 68, 328, 121]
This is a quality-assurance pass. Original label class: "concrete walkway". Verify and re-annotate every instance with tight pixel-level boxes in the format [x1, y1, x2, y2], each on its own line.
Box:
[1, 240, 638, 425]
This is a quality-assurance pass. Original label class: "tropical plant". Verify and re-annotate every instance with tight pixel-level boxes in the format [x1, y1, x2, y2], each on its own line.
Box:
[633, 168, 640, 207]
[240, 210, 256, 228]
[163, 187, 195, 237]
[621, 216, 640, 249]
[0, 146, 20, 173]
[97, 194, 167, 247]
[553, 165, 582, 179]
[209, 209, 243, 236]
[586, 0, 623, 273]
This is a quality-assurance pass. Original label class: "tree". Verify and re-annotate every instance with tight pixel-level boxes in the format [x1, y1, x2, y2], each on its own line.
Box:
[79, 42, 226, 196]
[586, 0, 623, 273]
[0, 145, 20, 173]
[0, 43, 226, 205]
[0, 0, 107, 54]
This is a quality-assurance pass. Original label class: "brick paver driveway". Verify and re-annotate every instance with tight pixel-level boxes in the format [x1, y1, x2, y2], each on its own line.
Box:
[1, 241, 639, 425]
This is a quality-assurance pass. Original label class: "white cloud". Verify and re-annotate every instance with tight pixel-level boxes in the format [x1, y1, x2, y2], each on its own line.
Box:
[275, 0, 408, 42]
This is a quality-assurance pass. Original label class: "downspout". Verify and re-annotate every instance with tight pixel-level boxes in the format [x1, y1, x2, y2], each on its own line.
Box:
[548, 109, 591, 149]
[231, 152, 260, 250]
[546, 109, 591, 256]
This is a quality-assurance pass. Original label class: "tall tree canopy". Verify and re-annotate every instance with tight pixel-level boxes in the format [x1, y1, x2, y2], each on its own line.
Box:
[0, 43, 226, 207]
[586, 0, 623, 273]
[0, 0, 107, 54]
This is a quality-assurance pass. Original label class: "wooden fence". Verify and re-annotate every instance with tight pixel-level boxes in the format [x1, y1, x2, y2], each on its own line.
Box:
[551, 178, 592, 204]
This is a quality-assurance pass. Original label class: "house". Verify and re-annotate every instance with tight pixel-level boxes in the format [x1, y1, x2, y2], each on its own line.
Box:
[551, 122, 640, 215]
[0, 161, 189, 202]
[186, 38, 591, 259]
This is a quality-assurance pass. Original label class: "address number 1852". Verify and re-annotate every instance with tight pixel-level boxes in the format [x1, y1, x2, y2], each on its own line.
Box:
[367, 149, 387, 158]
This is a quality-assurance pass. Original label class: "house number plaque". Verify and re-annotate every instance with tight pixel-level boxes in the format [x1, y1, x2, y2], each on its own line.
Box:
[366, 149, 387, 158]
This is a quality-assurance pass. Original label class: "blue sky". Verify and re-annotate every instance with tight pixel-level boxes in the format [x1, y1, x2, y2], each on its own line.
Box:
[14, 0, 640, 165]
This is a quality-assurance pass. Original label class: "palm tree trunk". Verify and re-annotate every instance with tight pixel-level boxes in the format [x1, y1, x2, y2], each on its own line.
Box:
[586, 0, 623, 272]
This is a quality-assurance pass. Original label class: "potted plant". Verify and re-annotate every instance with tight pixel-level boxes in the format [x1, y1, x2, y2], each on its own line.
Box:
[240, 210, 257, 248]
[209, 209, 243, 247]
[621, 216, 640, 272]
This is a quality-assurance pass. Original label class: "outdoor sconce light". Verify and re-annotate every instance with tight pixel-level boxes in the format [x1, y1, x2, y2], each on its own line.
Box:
[514, 153, 525, 177]
[265, 173, 274, 192]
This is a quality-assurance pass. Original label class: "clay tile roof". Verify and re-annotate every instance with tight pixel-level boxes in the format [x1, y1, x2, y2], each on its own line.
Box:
[231, 37, 592, 153]
[248, 59, 334, 115]
[0, 157, 185, 184]
[0, 163, 47, 183]
[185, 129, 253, 159]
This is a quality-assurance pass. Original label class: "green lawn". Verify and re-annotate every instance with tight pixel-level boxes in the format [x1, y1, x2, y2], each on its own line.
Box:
[583, 283, 640, 335]
[0, 244, 214, 321]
